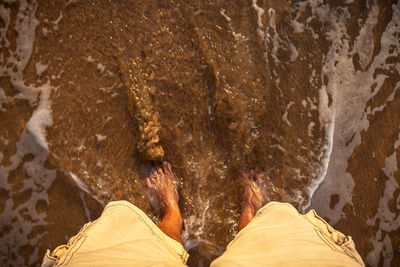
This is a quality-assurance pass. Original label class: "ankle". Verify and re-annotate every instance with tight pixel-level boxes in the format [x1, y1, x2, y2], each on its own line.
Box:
[163, 201, 180, 214]
[238, 204, 255, 231]
[159, 207, 183, 244]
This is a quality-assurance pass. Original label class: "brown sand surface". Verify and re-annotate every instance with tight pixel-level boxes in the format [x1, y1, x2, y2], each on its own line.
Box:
[0, 0, 399, 266]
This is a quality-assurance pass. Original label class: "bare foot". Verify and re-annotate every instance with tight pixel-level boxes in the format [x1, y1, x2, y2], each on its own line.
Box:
[146, 161, 179, 213]
[146, 161, 183, 244]
[238, 170, 280, 231]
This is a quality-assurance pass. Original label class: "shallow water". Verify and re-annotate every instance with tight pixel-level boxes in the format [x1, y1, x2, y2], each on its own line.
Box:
[0, 0, 399, 266]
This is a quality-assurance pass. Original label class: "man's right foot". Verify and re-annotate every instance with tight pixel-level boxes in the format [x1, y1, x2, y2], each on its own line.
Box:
[238, 170, 280, 231]
[146, 161, 179, 215]
[146, 161, 183, 244]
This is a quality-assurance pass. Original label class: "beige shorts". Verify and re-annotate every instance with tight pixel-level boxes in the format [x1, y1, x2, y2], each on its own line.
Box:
[211, 202, 364, 266]
[42, 201, 363, 266]
[42, 201, 188, 267]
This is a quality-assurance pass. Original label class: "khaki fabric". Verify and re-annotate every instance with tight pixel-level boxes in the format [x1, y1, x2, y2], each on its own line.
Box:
[42, 201, 364, 266]
[42, 201, 188, 267]
[211, 202, 364, 267]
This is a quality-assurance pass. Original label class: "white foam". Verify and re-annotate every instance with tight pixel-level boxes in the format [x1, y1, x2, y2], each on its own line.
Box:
[268, 8, 281, 63]
[53, 11, 63, 31]
[80, 192, 92, 220]
[311, 2, 400, 226]
[97, 63, 105, 74]
[70, 172, 91, 194]
[25, 82, 54, 150]
[352, 3, 379, 69]
[86, 55, 95, 62]
[0, 2, 64, 264]
[289, 43, 299, 62]
[42, 27, 48, 37]
[35, 62, 48, 78]
[0, 87, 8, 110]
[282, 101, 294, 126]
[254, 3, 302, 68]
[251, 0, 265, 39]
[95, 134, 107, 141]
[1, 137, 8, 145]
[220, 8, 246, 41]
[183, 198, 210, 251]
[291, 20, 304, 33]
[370, 82, 399, 115]
[0, 131, 56, 266]
[0, 0, 39, 82]
[308, 121, 315, 137]
[67, 0, 78, 5]
[220, 9, 231, 23]
[365, 126, 400, 266]
[0, 4, 11, 48]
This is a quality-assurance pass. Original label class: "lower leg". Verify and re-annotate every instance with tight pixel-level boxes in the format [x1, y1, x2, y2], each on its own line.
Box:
[146, 161, 183, 244]
[158, 205, 183, 244]
[238, 202, 255, 231]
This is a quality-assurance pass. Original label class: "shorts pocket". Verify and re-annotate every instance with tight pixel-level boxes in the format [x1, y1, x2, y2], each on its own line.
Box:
[304, 210, 364, 266]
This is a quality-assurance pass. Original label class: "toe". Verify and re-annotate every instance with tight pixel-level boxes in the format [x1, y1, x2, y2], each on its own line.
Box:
[162, 161, 172, 172]
[146, 177, 153, 188]
[163, 163, 173, 177]
[149, 168, 158, 179]
[157, 167, 164, 177]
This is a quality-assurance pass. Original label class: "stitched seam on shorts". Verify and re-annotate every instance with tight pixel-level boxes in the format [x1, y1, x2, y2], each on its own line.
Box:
[314, 229, 340, 252]
[57, 236, 87, 266]
[56, 242, 74, 265]
[48, 246, 68, 265]
[104, 202, 164, 241]
[178, 250, 188, 263]
[43, 251, 57, 266]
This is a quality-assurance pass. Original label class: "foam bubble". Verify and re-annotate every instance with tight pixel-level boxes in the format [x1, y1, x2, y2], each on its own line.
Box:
[97, 63, 105, 74]
[86, 55, 95, 62]
[70, 172, 91, 194]
[35, 62, 48, 78]
[291, 20, 304, 33]
[25, 82, 54, 150]
[95, 134, 107, 141]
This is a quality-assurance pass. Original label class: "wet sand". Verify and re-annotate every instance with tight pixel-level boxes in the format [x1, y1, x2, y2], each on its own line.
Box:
[0, 0, 399, 266]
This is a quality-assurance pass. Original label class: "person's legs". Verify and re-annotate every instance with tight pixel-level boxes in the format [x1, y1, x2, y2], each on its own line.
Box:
[41, 161, 188, 266]
[146, 161, 183, 244]
[211, 171, 364, 267]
